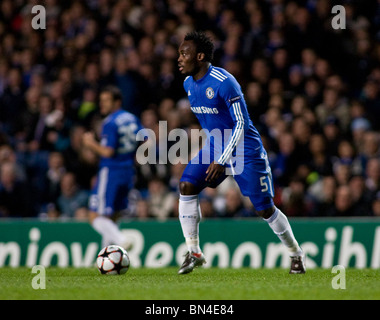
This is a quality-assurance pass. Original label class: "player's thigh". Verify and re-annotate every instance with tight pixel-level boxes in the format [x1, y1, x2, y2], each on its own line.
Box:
[89, 167, 132, 215]
[112, 181, 130, 212]
[234, 157, 274, 211]
[107, 168, 134, 212]
[180, 148, 227, 192]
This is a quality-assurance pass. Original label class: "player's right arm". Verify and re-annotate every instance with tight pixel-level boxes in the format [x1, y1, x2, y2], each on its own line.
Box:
[82, 131, 115, 158]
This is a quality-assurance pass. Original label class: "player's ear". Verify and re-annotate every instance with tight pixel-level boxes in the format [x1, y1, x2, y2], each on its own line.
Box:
[197, 52, 205, 62]
[114, 98, 122, 108]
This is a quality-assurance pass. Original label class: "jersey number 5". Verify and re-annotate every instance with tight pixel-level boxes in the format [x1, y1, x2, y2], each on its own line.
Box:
[260, 175, 274, 197]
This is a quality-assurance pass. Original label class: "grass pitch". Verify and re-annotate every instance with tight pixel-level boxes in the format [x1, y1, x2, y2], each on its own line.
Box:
[1, 267, 379, 300]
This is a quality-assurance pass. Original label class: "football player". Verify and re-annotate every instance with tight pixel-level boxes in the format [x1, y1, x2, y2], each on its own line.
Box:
[83, 85, 143, 249]
[177, 31, 305, 274]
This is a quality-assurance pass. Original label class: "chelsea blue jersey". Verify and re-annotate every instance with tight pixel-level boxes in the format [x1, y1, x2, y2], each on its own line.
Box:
[184, 65, 263, 165]
[99, 109, 143, 169]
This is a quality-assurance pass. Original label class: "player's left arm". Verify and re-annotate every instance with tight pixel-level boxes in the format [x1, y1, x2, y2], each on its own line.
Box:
[217, 77, 247, 166]
[205, 77, 246, 182]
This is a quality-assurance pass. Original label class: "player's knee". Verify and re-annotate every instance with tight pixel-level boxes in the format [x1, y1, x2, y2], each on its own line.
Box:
[179, 181, 198, 195]
[249, 196, 275, 219]
[256, 206, 275, 219]
[88, 211, 99, 224]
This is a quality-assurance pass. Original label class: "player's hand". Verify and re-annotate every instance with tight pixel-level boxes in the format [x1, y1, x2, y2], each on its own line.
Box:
[205, 161, 225, 183]
[82, 132, 96, 148]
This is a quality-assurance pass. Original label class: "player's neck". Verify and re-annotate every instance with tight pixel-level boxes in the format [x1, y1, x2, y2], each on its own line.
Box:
[193, 62, 211, 81]
[111, 106, 122, 113]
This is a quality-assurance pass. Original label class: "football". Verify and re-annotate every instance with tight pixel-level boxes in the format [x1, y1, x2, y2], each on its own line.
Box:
[96, 245, 130, 275]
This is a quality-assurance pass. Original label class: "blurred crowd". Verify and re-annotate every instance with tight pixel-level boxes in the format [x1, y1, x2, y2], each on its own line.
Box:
[0, 0, 380, 220]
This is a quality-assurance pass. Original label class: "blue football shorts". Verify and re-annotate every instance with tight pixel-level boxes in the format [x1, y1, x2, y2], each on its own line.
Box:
[89, 166, 134, 216]
[180, 146, 274, 211]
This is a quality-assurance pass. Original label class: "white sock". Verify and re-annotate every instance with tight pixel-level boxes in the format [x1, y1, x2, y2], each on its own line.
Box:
[92, 216, 127, 248]
[264, 207, 302, 257]
[179, 194, 202, 254]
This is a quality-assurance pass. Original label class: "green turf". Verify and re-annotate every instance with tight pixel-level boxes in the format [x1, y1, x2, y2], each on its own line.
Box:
[0, 267, 379, 300]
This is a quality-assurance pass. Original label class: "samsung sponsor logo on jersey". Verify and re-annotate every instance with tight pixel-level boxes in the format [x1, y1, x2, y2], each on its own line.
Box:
[191, 106, 219, 114]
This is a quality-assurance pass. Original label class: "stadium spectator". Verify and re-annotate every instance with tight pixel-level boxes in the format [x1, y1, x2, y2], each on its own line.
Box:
[0, 161, 33, 217]
[198, 194, 216, 218]
[39, 151, 66, 212]
[372, 192, 380, 216]
[333, 139, 362, 176]
[315, 87, 351, 133]
[62, 124, 97, 189]
[55, 171, 89, 219]
[133, 198, 149, 220]
[219, 187, 252, 218]
[325, 185, 355, 217]
[309, 175, 337, 217]
[348, 174, 373, 216]
[280, 175, 314, 217]
[146, 176, 176, 220]
[365, 158, 380, 192]
[271, 131, 298, 186]
[333, 161, 352, 186]
[0, 144, 26, 181]
[0, 67, 25, 138]
[360, 131, 380, 167]
[307, 133, 333, 178]
[322, 116, 342, 158]
[290, 116, 312, 166]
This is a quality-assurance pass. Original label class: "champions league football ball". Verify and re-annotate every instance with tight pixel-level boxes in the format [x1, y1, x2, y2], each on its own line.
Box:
[97, 245, 130, 275]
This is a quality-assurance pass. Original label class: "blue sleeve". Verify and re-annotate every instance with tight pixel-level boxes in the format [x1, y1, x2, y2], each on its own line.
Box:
[101, 121, 118, 150]
[218, 76, 243, 107]
[217, 77, 247, 165]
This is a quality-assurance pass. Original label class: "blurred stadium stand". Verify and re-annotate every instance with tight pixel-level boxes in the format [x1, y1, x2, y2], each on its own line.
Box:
[0, 0, 379, 219]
